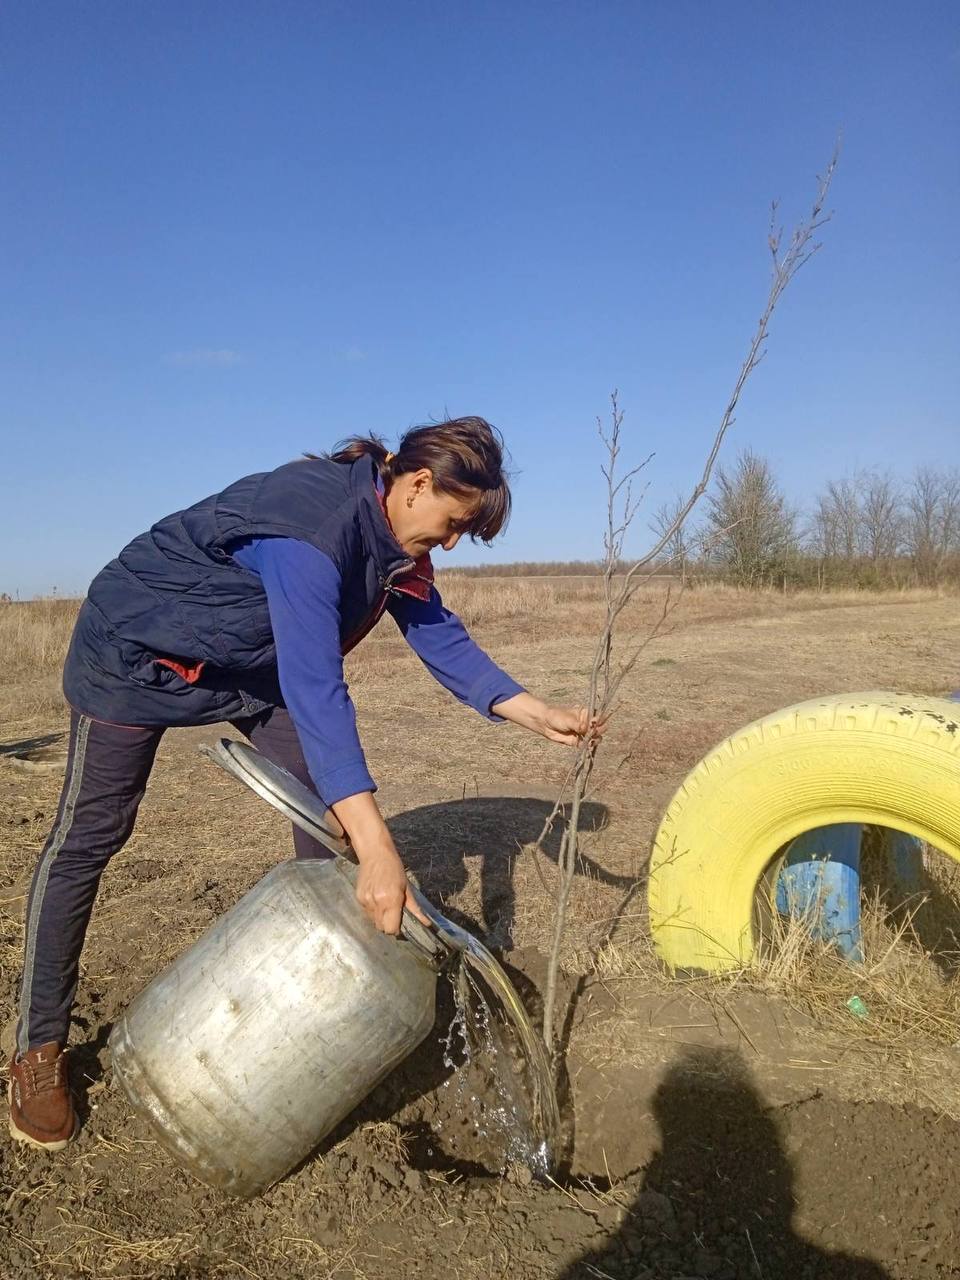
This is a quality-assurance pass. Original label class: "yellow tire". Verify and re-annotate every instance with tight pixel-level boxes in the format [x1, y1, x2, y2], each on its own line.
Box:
[648, 691, 960, 972]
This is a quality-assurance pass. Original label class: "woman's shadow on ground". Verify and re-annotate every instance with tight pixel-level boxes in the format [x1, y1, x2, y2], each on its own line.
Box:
[385, 794, 623, 950]
[562, 1046, 891, 1280]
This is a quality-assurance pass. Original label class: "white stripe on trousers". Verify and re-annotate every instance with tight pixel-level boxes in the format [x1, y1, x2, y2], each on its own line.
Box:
[17, 715, 92, 1056]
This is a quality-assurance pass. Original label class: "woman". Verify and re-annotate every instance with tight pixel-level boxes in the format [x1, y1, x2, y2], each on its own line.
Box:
[9, 416, 603, 1151]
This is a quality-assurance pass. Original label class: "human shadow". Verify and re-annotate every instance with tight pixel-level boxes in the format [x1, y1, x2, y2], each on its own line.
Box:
[385, 795, 619, 949]
[562, 1047, 890, 1280]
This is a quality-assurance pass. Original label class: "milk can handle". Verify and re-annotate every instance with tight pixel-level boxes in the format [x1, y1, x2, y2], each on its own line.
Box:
[331, 855, 448, 969]
[200, 740, 454, 966]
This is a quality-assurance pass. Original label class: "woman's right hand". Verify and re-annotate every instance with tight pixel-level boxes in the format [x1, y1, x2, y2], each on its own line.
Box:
[355, 844, 415, 935]
[332, 792, 430, 935]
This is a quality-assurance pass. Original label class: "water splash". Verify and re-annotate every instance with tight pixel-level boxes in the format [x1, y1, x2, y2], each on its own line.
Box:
[445, 957, 555, 1172]
[406, 887, 560, 1177]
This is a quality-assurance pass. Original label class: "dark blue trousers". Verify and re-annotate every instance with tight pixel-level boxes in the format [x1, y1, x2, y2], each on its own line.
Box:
[16, 707, 332, 1055]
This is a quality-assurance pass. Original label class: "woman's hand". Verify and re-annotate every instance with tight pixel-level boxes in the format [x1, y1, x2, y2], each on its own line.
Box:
[539, 702, 608, 745]
[331, 792, 430, 935]
[354, 844, 426, 935]
[491, 692, 609, 746]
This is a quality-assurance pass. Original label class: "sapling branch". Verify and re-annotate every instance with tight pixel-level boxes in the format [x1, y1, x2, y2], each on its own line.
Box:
[537, 147, 839, 1063]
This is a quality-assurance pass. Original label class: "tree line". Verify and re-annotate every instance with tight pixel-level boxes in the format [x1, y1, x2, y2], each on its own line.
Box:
[449, 451, 960, 589]
[658, 450, 960, 589]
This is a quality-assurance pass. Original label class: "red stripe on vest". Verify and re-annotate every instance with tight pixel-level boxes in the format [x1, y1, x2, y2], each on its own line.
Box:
[155, 657, 206, 684]
[391, 553, 434, 601]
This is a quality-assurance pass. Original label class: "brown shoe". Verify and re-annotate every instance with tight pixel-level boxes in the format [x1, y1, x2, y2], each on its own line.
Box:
[8, 1042, 78, 1150]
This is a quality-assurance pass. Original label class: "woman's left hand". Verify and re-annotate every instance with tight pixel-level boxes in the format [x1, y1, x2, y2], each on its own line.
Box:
[539, 702, 608, 746]
[492, 692, 609, 747]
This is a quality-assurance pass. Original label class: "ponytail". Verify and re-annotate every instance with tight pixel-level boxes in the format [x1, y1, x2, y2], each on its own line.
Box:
[324, 434, 395, 485]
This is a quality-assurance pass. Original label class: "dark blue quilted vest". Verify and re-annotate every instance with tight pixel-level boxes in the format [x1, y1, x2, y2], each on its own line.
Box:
[63, 456, 418, 726]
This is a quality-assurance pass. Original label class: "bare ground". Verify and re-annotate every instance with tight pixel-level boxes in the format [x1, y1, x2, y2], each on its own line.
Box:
[1, 585, 959, 1278]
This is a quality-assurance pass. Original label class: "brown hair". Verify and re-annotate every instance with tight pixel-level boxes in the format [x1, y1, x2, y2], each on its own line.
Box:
[324, 416, 512, 544]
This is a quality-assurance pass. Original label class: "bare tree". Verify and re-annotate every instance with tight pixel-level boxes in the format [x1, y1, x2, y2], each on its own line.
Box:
[703, 450, 797, 588]
[535, 149, 839, 1061]
[807, 472, 888, 585]
[905, 467, 939, 583]
[905, 466, 960, 583]
[944, 472, 960, 563]
[811, 476, 862, 563]
[859, 471, 904, 568]
[650, 496, 693, 585]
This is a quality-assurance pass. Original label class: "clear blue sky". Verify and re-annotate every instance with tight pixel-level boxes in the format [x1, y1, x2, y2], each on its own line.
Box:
[2, 2, 957, 597]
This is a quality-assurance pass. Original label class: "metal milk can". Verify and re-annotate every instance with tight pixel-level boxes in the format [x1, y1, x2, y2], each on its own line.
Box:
[109, 740, 444, 1198]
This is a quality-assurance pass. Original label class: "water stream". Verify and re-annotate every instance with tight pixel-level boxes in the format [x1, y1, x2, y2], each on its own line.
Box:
[409, 888, 561, 1177]
[440, 956, 554, 1177]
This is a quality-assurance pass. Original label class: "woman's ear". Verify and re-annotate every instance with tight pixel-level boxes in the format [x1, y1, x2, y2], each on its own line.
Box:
[410, 467, 434, 499]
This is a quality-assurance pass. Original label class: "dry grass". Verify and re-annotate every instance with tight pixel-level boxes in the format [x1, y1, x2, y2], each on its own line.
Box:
[357, 1120, 410, 1165]
[751, 912, 953, 1049]
[3, 585, 959, 1044]
[436, 573, 954, 642]
[4, 579, 955, 986]
[0, 597, 78, 728]
[0, 579, 951, 722]
[587, 841, 960, 1092]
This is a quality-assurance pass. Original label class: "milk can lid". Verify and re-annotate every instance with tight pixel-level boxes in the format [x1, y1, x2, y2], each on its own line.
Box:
[200, 738, 352, 859]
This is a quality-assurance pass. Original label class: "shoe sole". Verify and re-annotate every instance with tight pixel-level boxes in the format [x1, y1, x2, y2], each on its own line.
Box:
[6, 1078, 78, 1151]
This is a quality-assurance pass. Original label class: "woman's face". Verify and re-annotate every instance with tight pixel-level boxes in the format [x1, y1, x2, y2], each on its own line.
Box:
[385, 469, 478, 559]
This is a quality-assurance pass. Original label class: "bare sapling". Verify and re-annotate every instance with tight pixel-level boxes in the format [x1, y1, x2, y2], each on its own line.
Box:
[537, 149, 840, 1063]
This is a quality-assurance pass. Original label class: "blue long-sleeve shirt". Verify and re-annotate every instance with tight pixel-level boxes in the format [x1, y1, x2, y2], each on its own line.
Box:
[230, 536, 524, 805]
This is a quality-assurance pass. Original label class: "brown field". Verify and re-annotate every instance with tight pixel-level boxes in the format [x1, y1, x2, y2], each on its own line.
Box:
[1, 580, 959, 1279]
